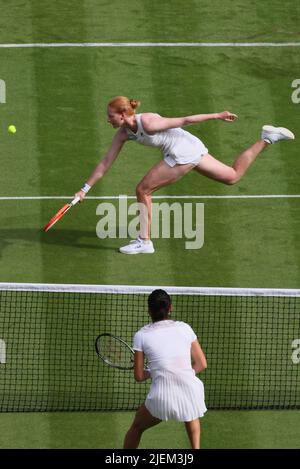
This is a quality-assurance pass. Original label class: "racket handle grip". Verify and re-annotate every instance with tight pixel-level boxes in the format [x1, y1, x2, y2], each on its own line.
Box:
[71, 196, 81, 206]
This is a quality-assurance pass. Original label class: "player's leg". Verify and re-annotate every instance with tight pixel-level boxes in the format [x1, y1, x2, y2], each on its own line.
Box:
[119, 161, 194, 253]
[184, 418, 201, 449]
[123, 404, 161, 449]
[136, 160, 195, 239]
[194, 140, 268, 185]
[194, 124, 295, 184]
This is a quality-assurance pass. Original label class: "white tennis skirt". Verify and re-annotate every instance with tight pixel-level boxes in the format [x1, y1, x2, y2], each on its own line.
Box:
[163, 136, 208, 168]
[145, 370, 207, 422]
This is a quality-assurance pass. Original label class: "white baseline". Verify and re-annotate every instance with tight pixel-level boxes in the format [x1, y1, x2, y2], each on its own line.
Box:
[1, 42, 300, 48]
[0, 195, 300, 201]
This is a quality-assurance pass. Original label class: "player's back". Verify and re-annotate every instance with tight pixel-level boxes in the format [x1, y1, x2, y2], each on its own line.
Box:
[134, 320, 196, 373]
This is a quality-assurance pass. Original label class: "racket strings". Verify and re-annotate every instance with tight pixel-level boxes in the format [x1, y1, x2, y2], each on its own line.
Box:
[101, 336, 133, 369]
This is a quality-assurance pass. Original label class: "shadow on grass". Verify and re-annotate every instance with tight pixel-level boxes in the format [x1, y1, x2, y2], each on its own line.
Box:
[0, 228, 119, 253]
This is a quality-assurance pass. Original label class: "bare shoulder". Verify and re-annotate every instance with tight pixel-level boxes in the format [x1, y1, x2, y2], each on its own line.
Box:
[141, 113, 162, 132]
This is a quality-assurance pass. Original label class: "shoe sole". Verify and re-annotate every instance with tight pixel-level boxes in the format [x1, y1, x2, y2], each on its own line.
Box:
[119, 249, 155, 254]
[262, 125, 295, 140]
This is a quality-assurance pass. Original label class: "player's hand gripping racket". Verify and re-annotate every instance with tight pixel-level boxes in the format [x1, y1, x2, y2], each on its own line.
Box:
[43, 196, 80, 232]
[95, 333, 135, 370]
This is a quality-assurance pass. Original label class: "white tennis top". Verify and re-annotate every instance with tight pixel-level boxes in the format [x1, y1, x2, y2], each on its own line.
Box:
[126, 114, 206, 161]
[133, 320, 207, 421]
[133, 320, 196, 374]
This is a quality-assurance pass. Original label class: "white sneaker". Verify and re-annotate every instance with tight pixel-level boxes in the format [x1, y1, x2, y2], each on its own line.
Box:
[119, 237, 155, 254]
[261, 125, 295, 144]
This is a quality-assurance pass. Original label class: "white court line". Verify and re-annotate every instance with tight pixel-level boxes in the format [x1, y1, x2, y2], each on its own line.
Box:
[1, 42, 300, 48]
[0, 195, 300, 200]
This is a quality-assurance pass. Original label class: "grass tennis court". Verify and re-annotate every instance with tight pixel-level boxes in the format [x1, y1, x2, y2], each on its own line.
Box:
[0, 0, 300, 449]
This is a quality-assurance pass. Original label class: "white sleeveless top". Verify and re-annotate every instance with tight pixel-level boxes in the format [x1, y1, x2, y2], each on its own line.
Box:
[126, 114, 208, 162]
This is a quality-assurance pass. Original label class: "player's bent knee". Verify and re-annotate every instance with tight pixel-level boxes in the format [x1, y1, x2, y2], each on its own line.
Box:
[224, 179, 236, 186]
[224, 175, 239, 185]
[136, 183, 151, 197]
[136, 184, 144, 196]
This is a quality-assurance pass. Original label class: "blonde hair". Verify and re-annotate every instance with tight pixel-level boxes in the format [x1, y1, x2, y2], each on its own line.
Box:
[108, 96, 141, 116]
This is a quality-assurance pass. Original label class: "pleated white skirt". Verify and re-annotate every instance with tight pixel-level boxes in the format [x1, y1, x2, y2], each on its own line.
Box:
[145, 370, 207, 422]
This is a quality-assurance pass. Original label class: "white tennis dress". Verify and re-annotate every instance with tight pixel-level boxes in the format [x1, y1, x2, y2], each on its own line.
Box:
[133, 320, 207, 421]
[126, 114, 208, 167]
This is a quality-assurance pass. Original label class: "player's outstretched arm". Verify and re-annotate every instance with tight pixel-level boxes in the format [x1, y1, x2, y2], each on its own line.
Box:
[141, 111, 238, 133]
[75, 127, 128, 200]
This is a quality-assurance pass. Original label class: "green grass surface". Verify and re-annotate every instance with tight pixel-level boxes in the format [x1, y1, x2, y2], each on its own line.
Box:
[0, 198, 299, 287]
[0, 411, 299, 449]
[0, 0, 300, 44]
[1, 45, 300, 287]
[0, 0, 300, 449]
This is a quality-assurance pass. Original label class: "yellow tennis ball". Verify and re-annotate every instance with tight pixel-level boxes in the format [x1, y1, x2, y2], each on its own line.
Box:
[8, 125, 17, 134]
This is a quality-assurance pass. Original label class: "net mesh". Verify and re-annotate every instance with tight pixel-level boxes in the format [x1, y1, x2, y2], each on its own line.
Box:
[0, 284, 299, 412]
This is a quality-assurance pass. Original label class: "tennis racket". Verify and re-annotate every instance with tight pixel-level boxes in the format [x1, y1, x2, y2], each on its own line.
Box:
[43, 196, 80, 232]
[95, 333, 135, 370]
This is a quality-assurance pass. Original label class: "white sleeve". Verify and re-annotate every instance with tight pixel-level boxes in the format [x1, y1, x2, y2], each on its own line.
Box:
[182, 322, 197, 342]
[133, 330, 143, 351]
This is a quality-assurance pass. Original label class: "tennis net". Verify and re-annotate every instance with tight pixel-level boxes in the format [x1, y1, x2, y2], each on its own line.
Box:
[0, 283, 299, 411]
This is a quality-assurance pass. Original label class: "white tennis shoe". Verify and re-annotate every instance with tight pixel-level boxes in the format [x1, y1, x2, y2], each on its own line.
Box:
[119, 237, 155, 254]
[261, 125, 295, 144]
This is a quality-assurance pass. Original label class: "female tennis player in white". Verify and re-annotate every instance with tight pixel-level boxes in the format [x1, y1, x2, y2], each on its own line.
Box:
[123, 289, 207, 449]
[76, 96, 295, 254]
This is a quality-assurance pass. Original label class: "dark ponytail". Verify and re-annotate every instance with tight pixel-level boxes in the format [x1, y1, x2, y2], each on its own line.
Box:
[148, 289, 171, 322]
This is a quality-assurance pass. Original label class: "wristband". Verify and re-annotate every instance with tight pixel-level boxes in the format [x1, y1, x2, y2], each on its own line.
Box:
[81, 183, 91, 194]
